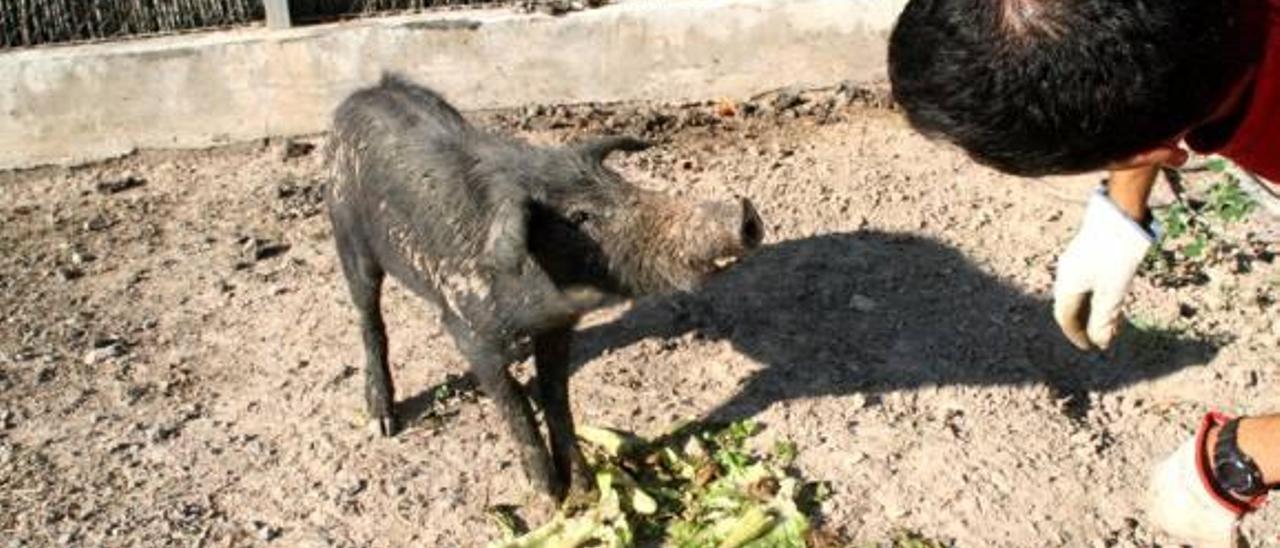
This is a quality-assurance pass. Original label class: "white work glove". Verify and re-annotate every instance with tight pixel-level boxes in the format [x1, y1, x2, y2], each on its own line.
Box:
[1053, 186, 1160, 351]
[1149, 413, 1263, 548]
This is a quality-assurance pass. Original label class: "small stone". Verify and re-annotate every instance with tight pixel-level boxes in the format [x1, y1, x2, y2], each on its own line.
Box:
[273, 177, 326, 221]
[332, 472, 367, 501]
[124, 384, 150, 406]
[278, 139, 315, 161]
[241, 237, 290, 263]
[56, 267, 84, 281]
[148, 423, 179, 443]
[84, 343, 125, 365]
[57, 529, 77, 545]
[1234, 367, 1259, 388]
[82, 215, 112, 232]
[95, 174, 145, 194]
[327, 365, 357, 389]
[251, 520, 281, 542]
[771, 87, 805, 112]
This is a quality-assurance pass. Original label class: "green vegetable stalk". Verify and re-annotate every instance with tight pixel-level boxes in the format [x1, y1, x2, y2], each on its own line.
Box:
[715, 506, 778, 548]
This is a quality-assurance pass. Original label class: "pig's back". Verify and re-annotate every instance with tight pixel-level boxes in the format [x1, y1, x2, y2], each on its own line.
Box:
[334, 73, 470, 140]
[328, 72, 488, 223]
[326, 75, 509, 298]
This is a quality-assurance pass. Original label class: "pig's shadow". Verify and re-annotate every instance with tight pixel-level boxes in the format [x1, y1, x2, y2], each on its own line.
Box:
[569, 230, 1224, 422]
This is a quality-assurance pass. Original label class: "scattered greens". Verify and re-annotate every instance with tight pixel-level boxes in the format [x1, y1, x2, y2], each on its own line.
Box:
[1144, 160, 1261, 285]
[487, 420, 824, 548]
[876, 530, 951, 548]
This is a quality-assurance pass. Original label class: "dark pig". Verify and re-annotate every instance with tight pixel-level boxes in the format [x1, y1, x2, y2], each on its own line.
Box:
[325, 74, 763, 500]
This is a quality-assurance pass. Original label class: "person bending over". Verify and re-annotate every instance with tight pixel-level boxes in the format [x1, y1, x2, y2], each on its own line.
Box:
[888, 0, 1279, 544]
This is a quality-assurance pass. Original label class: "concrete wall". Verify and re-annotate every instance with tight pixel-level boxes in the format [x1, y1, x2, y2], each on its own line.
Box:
[0, 0, 905, 170]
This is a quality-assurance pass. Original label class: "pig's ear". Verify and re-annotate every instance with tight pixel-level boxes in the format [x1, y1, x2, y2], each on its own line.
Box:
[577, 136, 651, 163]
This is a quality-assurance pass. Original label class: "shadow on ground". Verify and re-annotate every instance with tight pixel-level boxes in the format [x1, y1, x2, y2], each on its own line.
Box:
[566, 230, 1224, 422]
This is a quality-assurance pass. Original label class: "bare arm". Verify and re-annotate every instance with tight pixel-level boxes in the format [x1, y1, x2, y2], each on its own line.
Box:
[1205, 414, 1280, 490]
[1106, 164, 1160, 224]
[1239, 414, 1280, 485]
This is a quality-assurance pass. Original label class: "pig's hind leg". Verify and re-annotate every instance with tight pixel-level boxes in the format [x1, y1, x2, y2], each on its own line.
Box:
[332, 226, 398, 437]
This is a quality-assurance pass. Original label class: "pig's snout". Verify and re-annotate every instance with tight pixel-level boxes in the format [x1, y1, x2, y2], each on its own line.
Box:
[603, 191, 765, 294]
[703, 197, 764, 273]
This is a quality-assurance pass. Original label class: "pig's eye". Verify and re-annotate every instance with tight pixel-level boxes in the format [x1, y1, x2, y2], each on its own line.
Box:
[568, 211, 591, 226]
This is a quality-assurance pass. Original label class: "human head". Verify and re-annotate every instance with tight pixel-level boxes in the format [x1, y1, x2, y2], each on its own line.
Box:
[888, 0, 1238, 176]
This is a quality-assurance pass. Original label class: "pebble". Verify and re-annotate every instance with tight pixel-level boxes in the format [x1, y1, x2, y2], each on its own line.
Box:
[82, 215, 112, 232]
[94, 174, 145, 194]
[55, 267, 83, 282]
[83, 342, 125, 365]
[56, 529, 77, 545]
[332, 472, 368, 501]
[251, 520, 281, 542]
[277, 139, 315, 161]
[147, 423, 179, 443]
[238, 237, 290, 265]
[1232, 366, 1259, 388]
[770, 87, 805, 112]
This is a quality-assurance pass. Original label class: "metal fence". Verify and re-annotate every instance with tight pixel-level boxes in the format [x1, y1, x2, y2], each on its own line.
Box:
[0, 0, 501, 49]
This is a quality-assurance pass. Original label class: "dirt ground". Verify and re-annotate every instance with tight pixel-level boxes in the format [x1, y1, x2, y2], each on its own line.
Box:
[2, 90, 1279, 548]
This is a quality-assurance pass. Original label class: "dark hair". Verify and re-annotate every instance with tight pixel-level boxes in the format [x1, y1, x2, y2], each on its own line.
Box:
[888, 0, 1236, 176]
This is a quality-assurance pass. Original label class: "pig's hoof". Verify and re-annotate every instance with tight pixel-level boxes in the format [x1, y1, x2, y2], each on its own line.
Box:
[369, 415, 398, 437]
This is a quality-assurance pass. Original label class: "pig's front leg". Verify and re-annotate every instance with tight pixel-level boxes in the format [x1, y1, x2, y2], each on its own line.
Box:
[534, 326, 594, 500]
[444, 314, 561, 500]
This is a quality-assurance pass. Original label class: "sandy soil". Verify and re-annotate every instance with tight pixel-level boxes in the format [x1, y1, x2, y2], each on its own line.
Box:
[2, 92, 1279, 548]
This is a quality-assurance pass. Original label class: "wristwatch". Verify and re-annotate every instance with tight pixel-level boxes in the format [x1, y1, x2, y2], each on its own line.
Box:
[1213, 418, 1270, 498]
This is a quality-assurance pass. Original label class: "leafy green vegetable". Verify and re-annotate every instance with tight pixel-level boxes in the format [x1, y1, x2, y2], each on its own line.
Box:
[772, 441, 798, 468]
[1206, 179, 1256, 223]
[886, 530, 950, 548]
[1144, 158, 1260, 284]
[1181, 233, 1208, 259]
[1160, 202, 1189, 240]
[489, 420, 823, 548]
